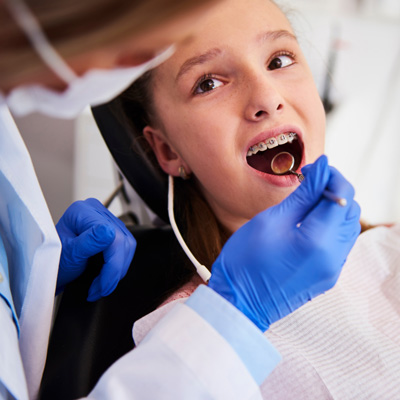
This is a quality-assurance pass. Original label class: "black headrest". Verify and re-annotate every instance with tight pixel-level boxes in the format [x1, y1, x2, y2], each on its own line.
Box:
[91, 102, 168, 223]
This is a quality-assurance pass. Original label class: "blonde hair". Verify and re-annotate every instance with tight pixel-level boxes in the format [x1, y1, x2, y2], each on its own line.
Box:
[0, 0, 217, 85]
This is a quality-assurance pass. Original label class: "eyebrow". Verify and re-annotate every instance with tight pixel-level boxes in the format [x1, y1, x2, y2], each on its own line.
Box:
[176, 48, 222, 81]
[175, 30, 297, 82]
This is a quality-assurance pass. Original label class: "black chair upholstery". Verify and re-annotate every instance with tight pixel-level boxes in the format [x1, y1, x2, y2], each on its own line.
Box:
[40, 225, 194, 400]
[91, 102, 168, 223]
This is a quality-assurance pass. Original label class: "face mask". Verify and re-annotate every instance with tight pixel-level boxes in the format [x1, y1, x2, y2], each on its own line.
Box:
[4, 0, 174, 119]
[5, 50, 174, 119]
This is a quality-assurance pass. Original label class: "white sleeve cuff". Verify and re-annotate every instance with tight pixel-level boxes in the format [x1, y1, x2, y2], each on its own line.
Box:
[185, 284, 281, 385]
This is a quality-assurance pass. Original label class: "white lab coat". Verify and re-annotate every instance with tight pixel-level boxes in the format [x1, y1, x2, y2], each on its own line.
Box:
[0, 96, 61, 400]
[87, 299, 267, 400]
[0, 96, 280, 400]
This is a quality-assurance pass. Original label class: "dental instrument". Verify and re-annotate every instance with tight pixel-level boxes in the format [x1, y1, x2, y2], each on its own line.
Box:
[271, 152, 347, 207]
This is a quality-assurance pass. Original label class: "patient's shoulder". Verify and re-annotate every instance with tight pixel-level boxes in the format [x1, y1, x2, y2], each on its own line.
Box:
[133, 274, 203, 345]
[159, 274, 203, 307]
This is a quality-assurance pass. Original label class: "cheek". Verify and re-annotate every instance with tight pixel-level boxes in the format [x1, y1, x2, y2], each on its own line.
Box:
[160, 115, 221, 175]
[164, 106, 232, 160]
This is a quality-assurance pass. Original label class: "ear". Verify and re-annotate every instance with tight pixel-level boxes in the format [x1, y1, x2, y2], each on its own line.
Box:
[143, 125, 191, 177]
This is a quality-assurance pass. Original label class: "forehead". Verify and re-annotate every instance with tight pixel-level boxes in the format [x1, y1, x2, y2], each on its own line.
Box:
[195, 0, 292, 37]
[156, 0, 293, 77]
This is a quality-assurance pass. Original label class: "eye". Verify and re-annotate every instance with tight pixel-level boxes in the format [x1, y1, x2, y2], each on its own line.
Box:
[268, 53, 295, 70]
[194, 75, 224, 94]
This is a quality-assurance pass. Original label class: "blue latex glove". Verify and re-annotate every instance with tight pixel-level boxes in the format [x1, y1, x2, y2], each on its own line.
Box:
[208, 155, 361, 331]
[56, 198, 136, 301]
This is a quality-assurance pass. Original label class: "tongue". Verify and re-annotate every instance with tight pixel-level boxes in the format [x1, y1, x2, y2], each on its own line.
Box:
[246, 146, 284, 174]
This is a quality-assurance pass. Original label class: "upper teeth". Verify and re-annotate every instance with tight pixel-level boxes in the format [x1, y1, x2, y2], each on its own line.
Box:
[247, 132, 297, 156]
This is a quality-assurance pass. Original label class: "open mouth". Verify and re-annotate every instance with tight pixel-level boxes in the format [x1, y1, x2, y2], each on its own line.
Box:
[246, 132, 304, 175]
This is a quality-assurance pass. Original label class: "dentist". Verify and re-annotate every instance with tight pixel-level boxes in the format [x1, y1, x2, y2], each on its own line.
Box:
[0, 0, 359, 399]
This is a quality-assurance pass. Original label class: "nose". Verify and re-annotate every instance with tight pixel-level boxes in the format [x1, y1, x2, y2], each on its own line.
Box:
[243, 71, 284, 121]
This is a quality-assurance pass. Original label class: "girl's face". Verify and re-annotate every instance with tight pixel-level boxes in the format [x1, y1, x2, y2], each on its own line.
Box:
[146, 0, 326, 232]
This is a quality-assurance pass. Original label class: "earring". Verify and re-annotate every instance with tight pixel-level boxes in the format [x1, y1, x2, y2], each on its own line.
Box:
[178, 166, 190, 180]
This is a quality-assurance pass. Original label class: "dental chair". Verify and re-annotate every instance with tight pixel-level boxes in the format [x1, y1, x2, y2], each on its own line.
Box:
[39, 101, 195, 400]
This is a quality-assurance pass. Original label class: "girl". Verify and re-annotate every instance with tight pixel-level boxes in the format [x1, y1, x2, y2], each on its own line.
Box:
[115, 0, 400, 397]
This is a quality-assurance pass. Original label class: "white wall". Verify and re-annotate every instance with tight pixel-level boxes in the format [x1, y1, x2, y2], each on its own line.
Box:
[14, 113, 75, 222]
[286, 1, 400, 223]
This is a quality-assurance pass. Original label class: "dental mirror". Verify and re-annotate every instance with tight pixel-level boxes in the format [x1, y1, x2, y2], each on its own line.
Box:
[271, 151, 304, 182]
[270, 151, 347, 207]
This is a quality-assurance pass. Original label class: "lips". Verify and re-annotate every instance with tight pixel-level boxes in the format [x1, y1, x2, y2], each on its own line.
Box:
[246, 131, 304, 175]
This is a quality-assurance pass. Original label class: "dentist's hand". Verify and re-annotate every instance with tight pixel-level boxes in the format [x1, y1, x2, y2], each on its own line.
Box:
[56, 198, 136, 301]
[208, 155, 360, 331]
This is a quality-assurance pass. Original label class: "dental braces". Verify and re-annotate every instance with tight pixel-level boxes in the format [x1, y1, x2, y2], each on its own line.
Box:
[247, 132, 297, 157]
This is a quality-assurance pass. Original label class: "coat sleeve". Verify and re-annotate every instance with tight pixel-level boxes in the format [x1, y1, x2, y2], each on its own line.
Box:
[85, 285, 281, 400]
